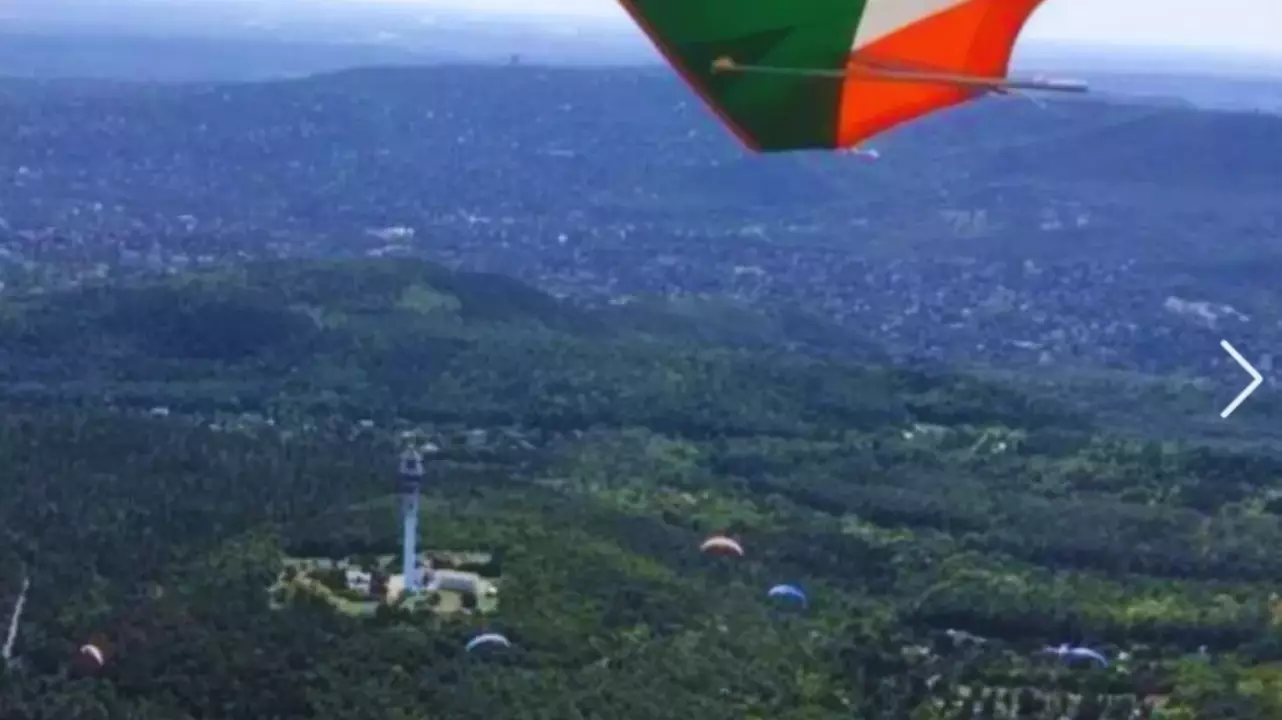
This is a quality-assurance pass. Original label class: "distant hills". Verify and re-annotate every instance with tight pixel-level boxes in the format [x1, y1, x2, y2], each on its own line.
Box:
[2, 64, 1276, 394]
[0, 64, 1276, 261]
[0, 0, 643, 80]
[0, 2, 1280, 112]
[2, 28, 1276, 113]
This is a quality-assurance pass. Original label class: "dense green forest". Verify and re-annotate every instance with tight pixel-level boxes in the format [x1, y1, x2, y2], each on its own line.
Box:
[2, 259, 1282, 719]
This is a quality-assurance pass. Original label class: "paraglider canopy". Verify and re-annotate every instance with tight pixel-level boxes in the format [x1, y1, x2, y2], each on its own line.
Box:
[74, 642, 106, 671]
[1043, 643, 1108, 668]
[766, 583, 808, 608]
[465, 632, 511, 653]
[699, 535, 744, 556]
[618, 0, 1087, 153]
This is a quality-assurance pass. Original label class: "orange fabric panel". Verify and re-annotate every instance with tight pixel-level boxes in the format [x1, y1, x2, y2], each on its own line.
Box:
[836, 0, 1046, 147]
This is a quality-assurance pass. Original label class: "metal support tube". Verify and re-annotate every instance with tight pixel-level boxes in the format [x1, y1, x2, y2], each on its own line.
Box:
[711, 56, 1087, 94]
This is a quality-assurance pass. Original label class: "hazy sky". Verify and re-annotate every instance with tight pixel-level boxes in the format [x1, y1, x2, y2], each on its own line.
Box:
[380, 0, 1282, 59]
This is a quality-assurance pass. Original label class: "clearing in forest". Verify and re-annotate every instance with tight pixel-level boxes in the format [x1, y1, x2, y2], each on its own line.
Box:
[267, 551, 500, 618]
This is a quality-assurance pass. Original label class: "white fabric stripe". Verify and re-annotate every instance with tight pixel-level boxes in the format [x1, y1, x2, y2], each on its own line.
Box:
[852, 0, 972, 49]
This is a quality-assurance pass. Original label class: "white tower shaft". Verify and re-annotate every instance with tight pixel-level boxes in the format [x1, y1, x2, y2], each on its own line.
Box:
[398, 446, 426, 596]
[401, 491, 419, 593]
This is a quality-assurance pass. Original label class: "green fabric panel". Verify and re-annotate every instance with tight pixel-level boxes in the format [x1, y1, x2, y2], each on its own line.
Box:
[626, 0, 867, 150]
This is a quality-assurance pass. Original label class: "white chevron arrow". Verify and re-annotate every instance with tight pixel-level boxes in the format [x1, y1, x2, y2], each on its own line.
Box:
[1220, 340, 1263, 418]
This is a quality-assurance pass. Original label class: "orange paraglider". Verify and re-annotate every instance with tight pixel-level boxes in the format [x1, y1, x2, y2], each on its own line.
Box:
[699, 535, 745, 557]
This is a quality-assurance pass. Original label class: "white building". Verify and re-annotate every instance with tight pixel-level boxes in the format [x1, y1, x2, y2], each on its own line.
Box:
[344, 568, 372, 595]
[425, 569, 481, 596]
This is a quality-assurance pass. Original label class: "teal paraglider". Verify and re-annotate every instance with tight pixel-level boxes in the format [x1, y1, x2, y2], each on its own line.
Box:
[766, 584, 808, 609]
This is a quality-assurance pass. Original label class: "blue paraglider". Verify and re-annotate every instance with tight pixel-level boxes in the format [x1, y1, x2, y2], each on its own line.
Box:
[766, 584, 808, 609]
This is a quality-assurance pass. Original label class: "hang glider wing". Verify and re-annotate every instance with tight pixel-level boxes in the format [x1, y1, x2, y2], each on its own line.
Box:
[618, 0, 1086, 152]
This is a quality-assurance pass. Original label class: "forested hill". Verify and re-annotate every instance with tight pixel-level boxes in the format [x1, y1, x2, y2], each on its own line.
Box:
[0, 258, 1276, 439]
[0, 256, 884, 366]
[5, 259, 1282, 718]
[0, 65, 1277, 242]
[0, 258, 1074, 432]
